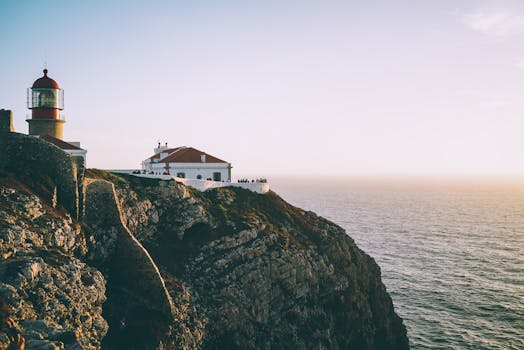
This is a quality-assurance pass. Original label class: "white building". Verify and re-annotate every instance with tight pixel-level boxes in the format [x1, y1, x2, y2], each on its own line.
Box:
[142, 144, 231, 181]
[41, 134, 87, 164]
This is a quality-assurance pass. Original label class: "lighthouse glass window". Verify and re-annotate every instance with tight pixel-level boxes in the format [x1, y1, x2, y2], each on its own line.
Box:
[31, 88, 64, 109]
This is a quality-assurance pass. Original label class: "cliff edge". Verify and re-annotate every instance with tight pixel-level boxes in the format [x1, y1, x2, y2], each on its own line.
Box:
[0, 167, 409, 349]
[88, 170, 409, 349]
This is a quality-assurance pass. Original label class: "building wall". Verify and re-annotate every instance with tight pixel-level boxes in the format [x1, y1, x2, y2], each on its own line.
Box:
[66, 149, 88, 167]
[27, 119, 65, 140]
[0, 109, 14, 134]
[145, 162, 230, 181]
[0, 132, 80, 218]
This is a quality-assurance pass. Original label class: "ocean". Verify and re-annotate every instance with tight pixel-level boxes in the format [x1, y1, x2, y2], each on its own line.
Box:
[270, 177, 524, 350]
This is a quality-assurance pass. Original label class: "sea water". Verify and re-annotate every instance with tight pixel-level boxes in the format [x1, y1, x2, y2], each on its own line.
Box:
[270, 177, 524, 350]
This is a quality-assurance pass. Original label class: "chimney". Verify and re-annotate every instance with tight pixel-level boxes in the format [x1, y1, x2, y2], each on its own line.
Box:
[0, 109, 14, 134]
[200, 154, 206, 163]
[154, 141, 168, 154]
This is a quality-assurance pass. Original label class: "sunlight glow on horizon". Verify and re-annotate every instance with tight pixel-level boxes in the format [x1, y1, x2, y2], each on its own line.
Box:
[1, 0, 524, 176]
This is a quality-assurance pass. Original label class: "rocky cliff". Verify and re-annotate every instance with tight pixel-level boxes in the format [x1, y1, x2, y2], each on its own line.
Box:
[0, 172, 107, 350]
[0, 168, 409, 349]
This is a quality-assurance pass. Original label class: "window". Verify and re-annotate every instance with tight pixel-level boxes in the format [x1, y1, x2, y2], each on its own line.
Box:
[213, 172, 221, 181]
[29, 88, 63, 109]
[176, 172, 185, 178]
[196, 175, 202, 180]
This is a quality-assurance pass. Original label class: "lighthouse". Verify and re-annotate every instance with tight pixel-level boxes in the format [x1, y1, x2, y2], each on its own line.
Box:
[25, 68, 87, 163]
[26, 69, 65, 140]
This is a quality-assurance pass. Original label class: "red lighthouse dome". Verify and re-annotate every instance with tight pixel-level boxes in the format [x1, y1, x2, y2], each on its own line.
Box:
[32, 69, 60, 89]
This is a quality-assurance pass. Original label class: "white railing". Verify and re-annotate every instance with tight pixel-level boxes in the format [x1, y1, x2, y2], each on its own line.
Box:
[107, 170, 270, 194]
[172, 177, 270, 194]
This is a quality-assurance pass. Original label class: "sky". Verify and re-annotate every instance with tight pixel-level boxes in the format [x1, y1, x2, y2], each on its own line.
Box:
[1, 0, 524, 176]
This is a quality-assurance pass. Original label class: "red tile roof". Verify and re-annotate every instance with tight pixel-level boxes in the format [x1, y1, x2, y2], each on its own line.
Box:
[150, 147, 227, 164]
[148, 147, 181, 160]
[41, 135, 83, 150]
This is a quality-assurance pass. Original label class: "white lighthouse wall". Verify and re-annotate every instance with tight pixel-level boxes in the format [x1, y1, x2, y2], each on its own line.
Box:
[146, 162, 230, 181]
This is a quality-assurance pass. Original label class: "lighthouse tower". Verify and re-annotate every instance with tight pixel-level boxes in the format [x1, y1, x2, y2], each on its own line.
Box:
[26, 69, 65, 140]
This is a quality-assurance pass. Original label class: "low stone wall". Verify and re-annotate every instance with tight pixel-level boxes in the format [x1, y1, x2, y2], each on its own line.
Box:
[74, 155, 85, 219]
[176, 177, 270, 193]
[84, 179, 175, 320]
[0, 132, 80, 218]
[225, 181, 270, 193]
[108, 170, 270, 194]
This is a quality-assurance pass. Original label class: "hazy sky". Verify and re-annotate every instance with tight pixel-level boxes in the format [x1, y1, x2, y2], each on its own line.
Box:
[1, 0, 524, 176]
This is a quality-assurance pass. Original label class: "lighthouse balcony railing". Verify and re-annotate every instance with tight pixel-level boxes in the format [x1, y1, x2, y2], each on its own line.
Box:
[26, 114, 66, 121]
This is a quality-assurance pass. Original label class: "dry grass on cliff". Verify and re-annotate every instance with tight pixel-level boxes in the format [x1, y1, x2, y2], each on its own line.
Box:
[84, 169, 130, 184]
[203, 187, 333, 247]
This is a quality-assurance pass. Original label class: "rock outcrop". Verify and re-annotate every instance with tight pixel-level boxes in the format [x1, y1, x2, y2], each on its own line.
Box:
[0, 168, 409, 349]
[0, 176, 107, 349]
[95, 171, 410, 349]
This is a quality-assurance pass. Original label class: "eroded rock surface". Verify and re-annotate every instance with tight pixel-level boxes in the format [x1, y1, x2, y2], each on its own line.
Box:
[0, 185, 107, 349]
[0, 169, 409, 349]
[108, 173, 409, 349]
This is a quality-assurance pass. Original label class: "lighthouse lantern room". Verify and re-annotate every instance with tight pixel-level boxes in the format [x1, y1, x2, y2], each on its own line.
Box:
[26, 69, 65, 140]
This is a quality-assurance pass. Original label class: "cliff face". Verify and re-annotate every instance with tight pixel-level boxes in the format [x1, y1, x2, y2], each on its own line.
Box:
[0, 169, 409, 349]
[0, 175, 107, 349]
[103, 172, 409, 350]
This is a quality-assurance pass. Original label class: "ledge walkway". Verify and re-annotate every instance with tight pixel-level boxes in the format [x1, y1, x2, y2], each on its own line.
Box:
[108, 170, 270, 194]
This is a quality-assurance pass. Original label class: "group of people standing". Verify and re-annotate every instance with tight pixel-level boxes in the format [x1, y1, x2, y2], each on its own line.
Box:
[237, 178, 268, 183]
